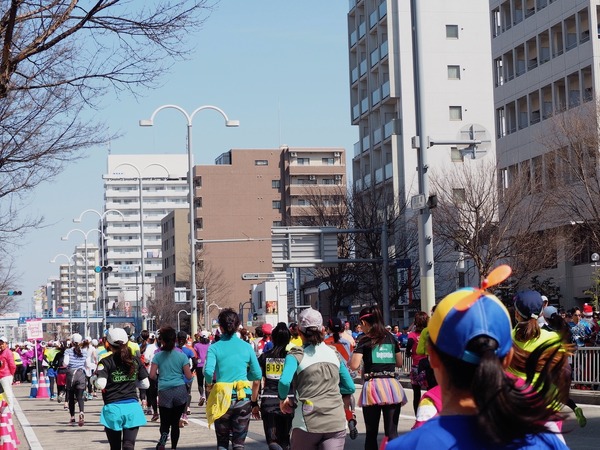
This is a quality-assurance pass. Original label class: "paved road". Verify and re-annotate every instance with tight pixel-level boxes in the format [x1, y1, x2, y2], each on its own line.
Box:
[9, 383, 600, 449]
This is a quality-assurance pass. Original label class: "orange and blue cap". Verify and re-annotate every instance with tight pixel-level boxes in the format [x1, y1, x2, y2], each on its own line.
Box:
[429, 287, 513, 364]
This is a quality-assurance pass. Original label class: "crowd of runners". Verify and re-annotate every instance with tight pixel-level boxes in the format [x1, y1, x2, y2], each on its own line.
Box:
[0, 267, 590, 449]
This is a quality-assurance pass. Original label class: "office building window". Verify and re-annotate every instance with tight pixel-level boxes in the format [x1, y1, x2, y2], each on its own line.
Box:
[447, 65, 461, 80]
[297, 158, 310, 165]
[272, 200, 281, 210]
[449, 106, 463, 120]
[446, 25, 459, 39]
[272, 180, 280, 189]
[273, 221, 282, 227]
[255, 160, 268, 166]
[451, 147, 464, 162]
[322, 157, 335, 165]
[453, 188, 466, 203]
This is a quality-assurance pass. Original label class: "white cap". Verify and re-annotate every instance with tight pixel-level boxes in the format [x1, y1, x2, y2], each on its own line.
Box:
[71, 333, 83, 344]
[107, 328, 128, 346]
[91, 339, 98, 346]
[0, 336, 7, 343]
[200, 330, 210, 338]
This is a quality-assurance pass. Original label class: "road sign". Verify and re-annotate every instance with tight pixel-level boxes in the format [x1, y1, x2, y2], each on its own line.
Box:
[242, 273, 260, 280]
[56, 307, 63, 316]
[26, 319, 43, 340]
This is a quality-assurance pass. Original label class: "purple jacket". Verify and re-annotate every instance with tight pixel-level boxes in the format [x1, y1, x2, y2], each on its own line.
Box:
[193, 342, 210, 368]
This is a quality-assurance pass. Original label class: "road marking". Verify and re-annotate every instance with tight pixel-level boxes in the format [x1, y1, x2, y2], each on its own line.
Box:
[13, 398, 43, 450]
[188, 417, 263, 442]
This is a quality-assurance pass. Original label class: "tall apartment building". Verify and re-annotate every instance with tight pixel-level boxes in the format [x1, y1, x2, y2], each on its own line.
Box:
[490, 0, 597, 304]
[161, 147, 347, 321]
[102, 154, 188, 314]
[347, 1, 496, 304]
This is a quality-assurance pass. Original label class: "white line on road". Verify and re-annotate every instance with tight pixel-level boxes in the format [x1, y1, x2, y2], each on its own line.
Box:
[13, 398, 43, 450]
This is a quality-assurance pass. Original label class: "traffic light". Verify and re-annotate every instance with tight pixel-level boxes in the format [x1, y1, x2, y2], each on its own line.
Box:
[7, 290, 22, 296]
[252, 312, 258, 321]
[94, 266, 113, 273]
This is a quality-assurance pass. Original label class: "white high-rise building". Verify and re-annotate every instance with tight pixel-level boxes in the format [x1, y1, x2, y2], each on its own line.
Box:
[490, 0, 596, 304]
[102, 154, 188, 317]
[347, 1, 496, 308]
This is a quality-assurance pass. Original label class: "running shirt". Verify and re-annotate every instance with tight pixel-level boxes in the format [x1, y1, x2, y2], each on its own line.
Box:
[354, 332, 400, 374]
[387, 415, 568, 450]
[96, 354, 148, 404]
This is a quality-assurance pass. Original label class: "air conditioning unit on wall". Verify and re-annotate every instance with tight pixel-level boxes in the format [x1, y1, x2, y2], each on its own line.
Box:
[290, 152, 298, 157]
[309, 175, 316, 180]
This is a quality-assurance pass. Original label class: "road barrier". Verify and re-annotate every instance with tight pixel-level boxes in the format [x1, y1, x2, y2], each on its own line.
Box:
[572, 346, 600, 386]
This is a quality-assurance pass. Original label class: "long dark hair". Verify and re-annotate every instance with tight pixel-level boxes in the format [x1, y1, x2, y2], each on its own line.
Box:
[158, 326, 177, 351]
[358, 305, 387, 346]
[218, 308, 240, 336]
[433, 335, 572, 445]
[514, 314, 541, 342]
[72, 341, 82, 357]
[269, 322, 291, 359]
[109, 341, 136, 377]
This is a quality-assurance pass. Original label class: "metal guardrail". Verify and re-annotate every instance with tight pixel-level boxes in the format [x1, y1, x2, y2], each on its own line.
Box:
[396, 347, 600, 386]
[572, 346, 600, 386]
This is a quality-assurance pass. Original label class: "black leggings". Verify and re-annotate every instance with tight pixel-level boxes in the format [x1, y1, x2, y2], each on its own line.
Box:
[196, 369, 206, 398]
[105, 427, 139, 450]
[362, 403, 401, 450]
[159, 403, 186, 448]
[147, 378, 158, 414]
[68, 388, 85, 417]
[260, 406, 292, 450]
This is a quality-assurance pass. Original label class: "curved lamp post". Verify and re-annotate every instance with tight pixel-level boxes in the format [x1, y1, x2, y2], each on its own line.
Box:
[140, 104, 239, 336]
[50, 253, 76, 335]
[74, 209, 124, 335]
[177, 309, 191, 333]
[61, 228, 103, 338]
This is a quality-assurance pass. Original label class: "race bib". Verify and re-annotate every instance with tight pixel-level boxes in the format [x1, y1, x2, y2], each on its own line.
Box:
[371, 344, 395, 363]
[265, 357, 285, 380]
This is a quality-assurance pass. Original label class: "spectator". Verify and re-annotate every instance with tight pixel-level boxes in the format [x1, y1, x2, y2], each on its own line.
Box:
[387, 286, 569, 450]
[0, 336, 16, 412]
[288, 322, 303, 348]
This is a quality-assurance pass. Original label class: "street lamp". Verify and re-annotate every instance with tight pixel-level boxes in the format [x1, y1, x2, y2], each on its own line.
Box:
[111, 161, 170, 331]
[177, 309, 191, 333]
[140, 104, 239, 336]
[50, 253, 76, 335]
[74, 209, 124, 335]
[62, 228, 103, 338]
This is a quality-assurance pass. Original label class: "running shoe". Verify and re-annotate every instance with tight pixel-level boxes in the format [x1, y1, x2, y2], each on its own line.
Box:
[179, 414, 188, 428]
[78, 412, 85, 427]
[156, 431, 169, 450]
[151, 413, 160, 422]
[348, 418, 358, 439]
[198, 396, 205, 407]
[69, 417, 76, 426]
[574, 407, 587, 427]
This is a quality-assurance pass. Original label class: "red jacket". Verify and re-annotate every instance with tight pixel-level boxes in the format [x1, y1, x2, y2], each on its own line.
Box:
[0, 347, 16, 378]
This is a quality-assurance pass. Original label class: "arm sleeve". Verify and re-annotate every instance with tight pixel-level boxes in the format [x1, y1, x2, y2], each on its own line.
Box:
[203, 345, 216, 381]
[339, 362, 356, 395]
[247, 348, 262, 381]
[278, 352, 299, 400]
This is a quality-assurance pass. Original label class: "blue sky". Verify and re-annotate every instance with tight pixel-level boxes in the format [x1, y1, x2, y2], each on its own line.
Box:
[15, 1, 356, 314]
